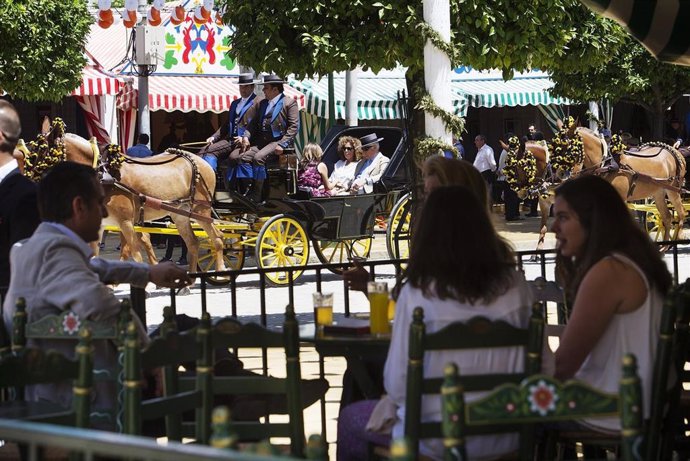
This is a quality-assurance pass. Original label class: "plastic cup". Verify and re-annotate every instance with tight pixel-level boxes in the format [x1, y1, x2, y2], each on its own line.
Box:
[368, 282, 390, 335]
[313, 292, 334, 328]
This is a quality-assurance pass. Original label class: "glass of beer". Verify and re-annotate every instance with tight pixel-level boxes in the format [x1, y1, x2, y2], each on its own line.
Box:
[368, 282, 390, 335]
[313, 292, 334, 330]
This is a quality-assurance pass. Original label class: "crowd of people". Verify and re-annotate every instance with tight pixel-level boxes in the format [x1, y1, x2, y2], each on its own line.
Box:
[0, 91, 674, 458]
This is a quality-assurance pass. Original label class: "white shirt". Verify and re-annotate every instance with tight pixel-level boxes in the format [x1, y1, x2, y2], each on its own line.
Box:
[264, 93, 282, 117]
[0, 158, 19, 183]
[235, 97, 249, 115]
[384, 271, 531, 460]
[328, 159, 357, 194]
[497, 149, 508, 181]
[473, 144, 496, 173]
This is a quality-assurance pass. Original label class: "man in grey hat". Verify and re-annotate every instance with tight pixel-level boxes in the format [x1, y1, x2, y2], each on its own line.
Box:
[240, 74, 299, 202]
[200, 73, 261, 193]
[350, 133, 390, 194]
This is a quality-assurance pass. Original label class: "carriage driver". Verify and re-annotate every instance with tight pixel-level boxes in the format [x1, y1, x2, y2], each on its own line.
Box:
[199, 73, 261, 193]
[239, 74, 299, 203]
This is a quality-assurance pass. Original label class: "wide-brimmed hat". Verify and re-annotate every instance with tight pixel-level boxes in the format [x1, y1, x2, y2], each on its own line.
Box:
[360, 133, 384, 148]
[236, 73, 257, 85]
[262, 74, 286, 85]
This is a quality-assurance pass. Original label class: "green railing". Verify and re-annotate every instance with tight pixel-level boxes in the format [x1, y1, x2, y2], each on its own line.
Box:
[0, 418, 297, 461]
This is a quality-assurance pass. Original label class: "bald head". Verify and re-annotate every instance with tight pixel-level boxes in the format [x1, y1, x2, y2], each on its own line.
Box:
[0, 100, 20, 154]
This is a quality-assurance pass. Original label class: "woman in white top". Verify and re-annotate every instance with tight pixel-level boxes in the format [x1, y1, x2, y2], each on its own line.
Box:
[328, 136, 361, 195]
[337, 185, 531, 461]
[551, 175, 671, 433]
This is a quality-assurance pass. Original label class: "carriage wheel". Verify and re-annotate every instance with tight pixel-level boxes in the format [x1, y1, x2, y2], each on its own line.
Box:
[312, 238, 373, 274]
[255, 215, 309, 285]
[644, 211, 665, 242]
[197, 237, 245, 286]
[386, 192, 412, 260]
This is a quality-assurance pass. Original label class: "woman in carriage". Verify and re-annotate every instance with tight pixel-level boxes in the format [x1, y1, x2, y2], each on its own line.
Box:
[297, 143, 332, 197]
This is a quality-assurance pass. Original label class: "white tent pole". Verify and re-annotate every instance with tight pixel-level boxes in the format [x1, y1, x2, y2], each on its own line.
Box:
[423, 0, 452, 142]
[345, 69, 359, 126]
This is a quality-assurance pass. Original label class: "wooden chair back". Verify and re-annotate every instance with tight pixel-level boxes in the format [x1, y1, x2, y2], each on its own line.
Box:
[404, 304, 543, 459]
[196, 305, 305, 457]
[0, 328, 93, 428]
[123, 306, 205, 441]
[441, 354, 644, 461]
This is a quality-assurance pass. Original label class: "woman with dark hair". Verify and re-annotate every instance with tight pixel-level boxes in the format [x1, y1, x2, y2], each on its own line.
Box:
[328, 136, 361, 195]
[337, 186, 532, 461]
[552, 175, 670, 432]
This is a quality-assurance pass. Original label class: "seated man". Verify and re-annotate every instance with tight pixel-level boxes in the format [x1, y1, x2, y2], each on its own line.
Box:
[126, 134, 154, 158]
[199, 74, 261, 195]
[239, 74, 299, 202]
[2, 161, 192, 427]
[350, 133, 390, 194]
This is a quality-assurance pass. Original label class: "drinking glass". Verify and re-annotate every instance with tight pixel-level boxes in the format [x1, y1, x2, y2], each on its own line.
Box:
[313, 292, 334, 328]
[368, 282, 390, 335]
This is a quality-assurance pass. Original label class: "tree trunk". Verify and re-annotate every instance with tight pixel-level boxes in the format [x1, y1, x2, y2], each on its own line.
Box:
[645, 104, 665, 141]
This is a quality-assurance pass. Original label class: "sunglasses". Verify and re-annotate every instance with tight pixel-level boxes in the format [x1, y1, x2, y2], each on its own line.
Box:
[343, 146, 354, 151]
[361, 146, 373, 151]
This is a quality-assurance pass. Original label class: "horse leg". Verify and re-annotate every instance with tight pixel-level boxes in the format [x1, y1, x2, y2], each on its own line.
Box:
[138, 232, 158, 264]
[666, 190, 686, 240]
[119, 220, 144, 263]
[197, 220, 227, 271]
[535, 197, 550, 252]
[172, 216, 200, 271]
[651, 191, 673, 242]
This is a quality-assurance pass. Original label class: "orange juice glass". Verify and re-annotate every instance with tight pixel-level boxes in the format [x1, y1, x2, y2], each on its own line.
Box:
[368, 282, 390, 335]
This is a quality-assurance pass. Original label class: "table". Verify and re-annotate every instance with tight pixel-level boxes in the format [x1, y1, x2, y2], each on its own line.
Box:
[299, 323, 390, 439]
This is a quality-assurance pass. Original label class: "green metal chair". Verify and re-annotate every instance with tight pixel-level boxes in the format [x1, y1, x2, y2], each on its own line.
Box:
[441, 354, 644, 461]
[0, 327, 93, 428]
[122, 306, 206, 441]
[12, 296, 131, 430]
[196, 305, 306, 457]
[403, 303, 544, 460]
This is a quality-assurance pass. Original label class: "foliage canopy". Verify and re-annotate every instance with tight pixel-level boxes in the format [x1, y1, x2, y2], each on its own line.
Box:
[0, 0, 92, 102]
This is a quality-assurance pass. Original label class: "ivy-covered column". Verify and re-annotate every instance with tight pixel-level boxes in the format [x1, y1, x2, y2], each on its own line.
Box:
[423, 0, 452, 143]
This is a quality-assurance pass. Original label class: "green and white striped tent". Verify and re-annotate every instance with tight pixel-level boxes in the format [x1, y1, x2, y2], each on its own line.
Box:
[581, 0, 690, 66]
[289, 67, 571, 120]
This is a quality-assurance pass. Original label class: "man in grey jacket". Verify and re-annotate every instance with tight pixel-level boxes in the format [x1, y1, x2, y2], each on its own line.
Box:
[2, 161, 191, 427]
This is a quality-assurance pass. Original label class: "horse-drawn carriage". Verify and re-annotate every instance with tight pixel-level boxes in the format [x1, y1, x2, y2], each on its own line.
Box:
[51, 124, 415, 286]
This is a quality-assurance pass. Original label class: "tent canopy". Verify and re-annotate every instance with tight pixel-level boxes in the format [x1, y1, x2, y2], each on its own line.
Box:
[290, 67, 572, 120]
[581, 0, 690, 66]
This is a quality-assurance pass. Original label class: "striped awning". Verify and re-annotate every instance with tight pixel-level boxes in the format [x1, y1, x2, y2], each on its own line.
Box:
[131, 75, 305, 113]
[291, 68, 571, 120]
[71, 63, 122, 96]
[581, 0, 690, 66]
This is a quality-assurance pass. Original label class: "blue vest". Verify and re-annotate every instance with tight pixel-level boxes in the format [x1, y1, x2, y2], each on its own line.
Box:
[257, 94, 287, 140]
[229, 93, 257, 137]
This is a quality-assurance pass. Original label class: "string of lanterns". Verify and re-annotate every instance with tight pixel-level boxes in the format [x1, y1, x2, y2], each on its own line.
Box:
[97, 0, 222, 29]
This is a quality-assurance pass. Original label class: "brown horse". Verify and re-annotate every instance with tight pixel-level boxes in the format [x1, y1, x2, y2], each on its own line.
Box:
[62, 133, 226, 273]
[500, 139, 554, 250]
[569, 125, 687, 241]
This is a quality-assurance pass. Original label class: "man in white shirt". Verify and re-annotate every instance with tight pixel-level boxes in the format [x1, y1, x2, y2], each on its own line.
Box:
[473, 134, 496, 202]
[350, 133, 391, 194]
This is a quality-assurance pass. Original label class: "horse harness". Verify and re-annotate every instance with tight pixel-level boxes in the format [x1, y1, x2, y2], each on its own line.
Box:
[592, 142, 687, 197]
[96, 148, 215, 225]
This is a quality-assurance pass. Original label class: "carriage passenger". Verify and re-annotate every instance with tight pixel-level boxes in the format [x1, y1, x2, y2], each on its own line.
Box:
[350, 133, 390, 195]
[239, 74, 299, 202]
[296, 143, 331, 197]
[328, 136, 361, 195]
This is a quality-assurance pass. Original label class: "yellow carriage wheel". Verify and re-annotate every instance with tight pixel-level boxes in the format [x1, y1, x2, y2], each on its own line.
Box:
[386, 193, 412, 261]
[197, 237, 245, 286]
[312, 238, 372, 274]
[255, 215, 309, 285]
[644, 210, 665, 242]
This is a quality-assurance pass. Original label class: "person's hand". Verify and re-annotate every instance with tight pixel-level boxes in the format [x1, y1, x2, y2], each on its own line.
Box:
[350, 181, 361, 193]
[205, 136, 215, 144]
[149, 261, 193, 288]
[343, 259, 370, 294]
[275, 144, 284, 154]
[242, 136, 250, 147]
